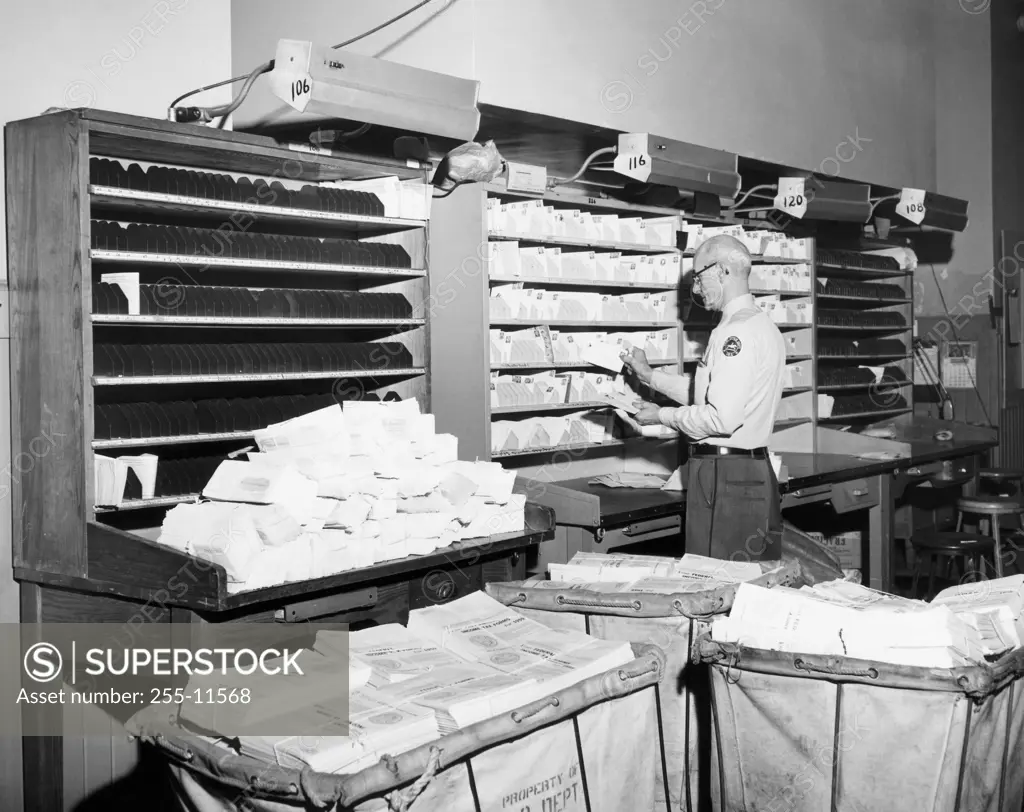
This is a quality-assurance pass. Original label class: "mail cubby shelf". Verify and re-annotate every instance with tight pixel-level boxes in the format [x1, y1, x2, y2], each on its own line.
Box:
[93, 430, 255, 450]
[91, 249, 427, 279]
[491, 358, 679, 371]
[489, 274, 677, 291]
[478, 183, 687, 475]
[491, 319, 677, 329]
[90, 186, 427, 235]
[488, 231, 679, 254]
[491, 401, 611, 415]
[491, 439, 627, 459]
[94, 494, 199, 514]
[5, 109, 438, 608]
[813, 245, 915, 426]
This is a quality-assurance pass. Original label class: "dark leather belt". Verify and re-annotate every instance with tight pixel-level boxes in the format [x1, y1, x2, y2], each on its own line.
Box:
[690, 444, 768, 458]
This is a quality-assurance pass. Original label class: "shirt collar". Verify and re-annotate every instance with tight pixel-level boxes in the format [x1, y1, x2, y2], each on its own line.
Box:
[721, 293, 756, 320]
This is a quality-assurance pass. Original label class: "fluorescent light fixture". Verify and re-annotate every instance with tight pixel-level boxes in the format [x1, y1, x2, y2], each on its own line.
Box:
[773, 177, 872, 222]
[612, 133, 741, 199]
[232, 40, 481, 141]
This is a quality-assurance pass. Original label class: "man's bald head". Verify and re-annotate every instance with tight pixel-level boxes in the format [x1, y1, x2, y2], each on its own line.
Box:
[694, 235, 752, 282]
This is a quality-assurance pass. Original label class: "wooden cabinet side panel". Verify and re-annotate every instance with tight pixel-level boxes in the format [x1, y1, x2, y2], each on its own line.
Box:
[427, 184, 489, 460]
[5, 114, 88, 575]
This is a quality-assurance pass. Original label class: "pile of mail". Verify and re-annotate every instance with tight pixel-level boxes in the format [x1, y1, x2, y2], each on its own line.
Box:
[487, 199, 677, 247]
[488, 241, 683, 285]
[683, 223, 811, 260]
[489, 286, 678, 324]
[712, 575, 1024, 668]
[490, 369, 619, 409]
[154, 399, 524, 593]
[755, 295, 814, 325]
[207, 593, 634, 774]
[546, 551, 766, 594]
[748, 264, 813, 293]
[491, 410, 616, 454]
[490, 326, 678, 367]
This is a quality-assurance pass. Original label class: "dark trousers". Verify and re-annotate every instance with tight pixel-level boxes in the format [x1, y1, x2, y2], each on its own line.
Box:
[685, 454, 782, 561]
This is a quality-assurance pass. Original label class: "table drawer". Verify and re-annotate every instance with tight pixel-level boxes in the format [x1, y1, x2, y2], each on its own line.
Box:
[781, 484, 832, 509]
[831, 478, 880, 513]
[599, 516, 682, 550]
[408, 563, 484, 609]
[896, 455, 977, 490]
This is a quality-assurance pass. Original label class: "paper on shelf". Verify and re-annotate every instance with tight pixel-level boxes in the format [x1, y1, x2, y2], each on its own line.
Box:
[580, 340, 626, 373]
[100, 272, 140, 315]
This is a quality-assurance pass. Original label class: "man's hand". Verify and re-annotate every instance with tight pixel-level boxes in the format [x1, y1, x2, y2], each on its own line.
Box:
[621, 348, 654, 386]
[633, 401, 662, 426]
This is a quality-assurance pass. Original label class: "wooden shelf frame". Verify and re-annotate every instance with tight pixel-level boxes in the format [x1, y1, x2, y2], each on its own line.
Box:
[5, 109, 436, 604]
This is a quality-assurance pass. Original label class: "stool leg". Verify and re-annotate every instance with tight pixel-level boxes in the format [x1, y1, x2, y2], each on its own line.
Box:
[993, 516, 1005, 578]
[912, 553, 922, 598]
[928, 554, 937, 598]
[956, 511, 964, 532]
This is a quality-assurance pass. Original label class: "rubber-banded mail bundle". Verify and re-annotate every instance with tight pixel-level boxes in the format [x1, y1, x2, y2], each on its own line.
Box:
[129, 644, 665, 812]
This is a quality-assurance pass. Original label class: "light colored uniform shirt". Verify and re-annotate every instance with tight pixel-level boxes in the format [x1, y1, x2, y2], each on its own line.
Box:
[651, 293, 786, 449]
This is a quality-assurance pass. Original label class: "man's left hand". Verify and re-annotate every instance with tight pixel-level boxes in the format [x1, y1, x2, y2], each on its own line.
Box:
[633, 402, 662, 426]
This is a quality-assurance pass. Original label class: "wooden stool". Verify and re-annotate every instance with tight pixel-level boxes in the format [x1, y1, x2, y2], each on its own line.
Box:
[955, 496, 1024, 578]
[910, 532, 996, 599]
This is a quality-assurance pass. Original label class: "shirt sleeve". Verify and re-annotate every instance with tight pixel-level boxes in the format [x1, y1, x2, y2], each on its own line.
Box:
[648, 368, 692, 404]
[657, 322, 758, 440]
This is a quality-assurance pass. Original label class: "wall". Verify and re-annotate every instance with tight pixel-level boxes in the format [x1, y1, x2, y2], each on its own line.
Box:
[0, 2, 231, 808]
[919, 1, 994, 325]
[232, 0, 992, 318]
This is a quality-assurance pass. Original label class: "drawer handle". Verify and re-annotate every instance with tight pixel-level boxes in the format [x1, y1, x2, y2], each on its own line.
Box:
[851, 489, 868, 497]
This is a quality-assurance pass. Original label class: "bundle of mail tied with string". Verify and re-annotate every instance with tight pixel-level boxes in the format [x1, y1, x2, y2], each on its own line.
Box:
[711, 575, 1024, 668]
[155, 400, 522, 593]
[545, 551, 770, 593]
[186, 593, 633, 774]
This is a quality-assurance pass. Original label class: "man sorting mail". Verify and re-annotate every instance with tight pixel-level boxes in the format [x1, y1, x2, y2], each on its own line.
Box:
[622, 234, 786, 562]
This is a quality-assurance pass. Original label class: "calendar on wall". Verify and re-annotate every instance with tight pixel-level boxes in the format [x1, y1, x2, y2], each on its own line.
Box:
[942, 341, 978, 389]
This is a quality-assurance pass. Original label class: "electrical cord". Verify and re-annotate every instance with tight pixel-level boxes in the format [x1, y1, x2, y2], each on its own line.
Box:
[332, 0, 435, 48]
[726, 183, 776, 211]
[927, 262, 994, 426]
[866, 193, 899, 221]
[547, 147, 617, 189]
[169, 0, 442, 121]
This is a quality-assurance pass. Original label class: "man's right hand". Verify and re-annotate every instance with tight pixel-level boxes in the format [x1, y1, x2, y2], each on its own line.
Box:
[622, 347, 654, 385]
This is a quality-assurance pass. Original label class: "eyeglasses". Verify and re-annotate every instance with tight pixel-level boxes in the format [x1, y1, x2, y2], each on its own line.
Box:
[692, 262, 720, 285]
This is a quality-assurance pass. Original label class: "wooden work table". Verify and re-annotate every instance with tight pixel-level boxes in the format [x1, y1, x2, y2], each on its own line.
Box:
[519, 416, 998, 592]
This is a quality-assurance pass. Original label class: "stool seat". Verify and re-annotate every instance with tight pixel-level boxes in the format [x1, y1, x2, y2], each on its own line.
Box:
[980, 468, 1024, 483]
[956, 496, 1024, 516]
[911, 532, 995, 553]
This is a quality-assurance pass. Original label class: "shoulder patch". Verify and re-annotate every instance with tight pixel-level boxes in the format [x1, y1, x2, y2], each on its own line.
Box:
[722, 336, 742, 357]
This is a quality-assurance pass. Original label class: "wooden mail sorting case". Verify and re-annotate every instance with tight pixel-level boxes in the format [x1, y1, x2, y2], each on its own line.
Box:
[4, 109, 438, 611]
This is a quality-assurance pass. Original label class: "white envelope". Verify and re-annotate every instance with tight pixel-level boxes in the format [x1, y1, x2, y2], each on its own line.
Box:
[562, 251, 597, 279]
[641, 216, 678, 247]
[591, 214, 621, 242]
[519, 246, 547, 276]
[595, 252, 620, 281]
[581, 340, 627, 373]
[489, 241, 522, 278]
